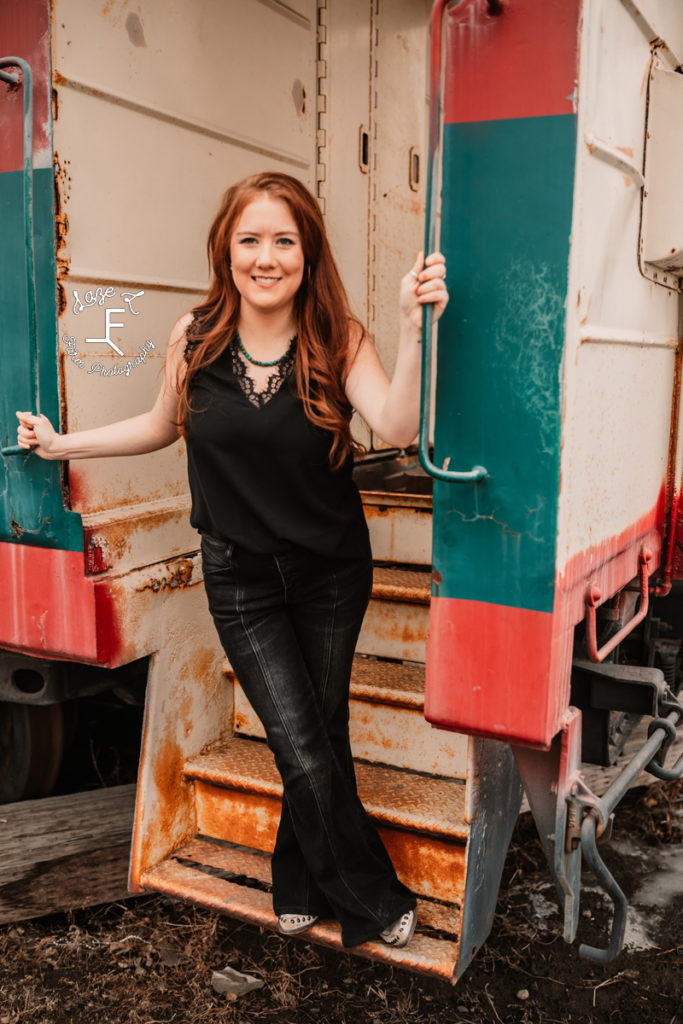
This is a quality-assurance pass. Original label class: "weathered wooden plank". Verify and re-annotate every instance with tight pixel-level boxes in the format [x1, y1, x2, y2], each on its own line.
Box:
[0, 784, 137, 923]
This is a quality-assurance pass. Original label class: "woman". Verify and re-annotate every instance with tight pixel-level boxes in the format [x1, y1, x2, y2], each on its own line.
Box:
[16, 171, 448, 950]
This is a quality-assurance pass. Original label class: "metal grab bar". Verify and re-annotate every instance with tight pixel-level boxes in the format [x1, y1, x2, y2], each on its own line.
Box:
[419, 0, 487, 483]
[576, 691, 683, 961]
[0, 56, 39, 457]
[584, 547, 653, 662]
[578, 813, 628, 963]
[646, 689, 683, 782]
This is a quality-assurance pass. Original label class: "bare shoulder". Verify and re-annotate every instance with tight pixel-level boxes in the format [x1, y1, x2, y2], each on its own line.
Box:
[164, 311, 195, 384]
[169, 311, 195, 348]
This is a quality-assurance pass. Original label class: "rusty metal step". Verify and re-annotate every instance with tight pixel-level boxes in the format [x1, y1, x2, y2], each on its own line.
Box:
[358, 566, 431, 662]
[231, 657, 469, 778]
[140, 850, 459, 982]
[174, 835, 461, 936]
[183, 735, 468, 903]
[361, 490, 433, 565]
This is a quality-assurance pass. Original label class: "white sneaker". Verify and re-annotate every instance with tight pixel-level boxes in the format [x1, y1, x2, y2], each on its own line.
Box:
[379, 909, 417, 948]
[278, 914, 319, 935]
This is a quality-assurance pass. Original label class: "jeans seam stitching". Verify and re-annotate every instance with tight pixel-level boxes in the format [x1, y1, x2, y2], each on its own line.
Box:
[273, 553, 288, 602]
[318, 569, 338, 710]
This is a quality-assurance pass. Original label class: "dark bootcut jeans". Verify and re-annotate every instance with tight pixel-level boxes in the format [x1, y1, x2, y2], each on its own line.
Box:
[200, 533, 416, 947]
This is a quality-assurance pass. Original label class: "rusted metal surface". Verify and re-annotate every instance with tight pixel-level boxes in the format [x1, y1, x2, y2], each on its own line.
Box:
[171, 834, 462, 937]
[175, 836, 273, 882]
[584, 546, 653, 662]
[82, 498, 198, 577]
[372, 566, 431, 605]
[362, 502, 432, 566]
[361, 490, 432, 510]
[414, 898, 460, 937]
[355, 565, 431, 663]
[349, 700, 468, 777]
[184, 735, 468, 840]
[140, 857, 458, 981]
[126, 579, 231, 891]
[134, 557, 196, 594]
[53, 151, 70, 315]
[194, 785, 282, 855]
[85, 552, 205, 667]
[357, 599, 428, 663]
[378, 828, 467, 904]
[348, 656, 425, 705]
[192, 777, 466, 904]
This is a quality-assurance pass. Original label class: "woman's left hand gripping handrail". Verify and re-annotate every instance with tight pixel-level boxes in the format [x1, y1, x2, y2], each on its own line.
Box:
[0, 57, 39, 457]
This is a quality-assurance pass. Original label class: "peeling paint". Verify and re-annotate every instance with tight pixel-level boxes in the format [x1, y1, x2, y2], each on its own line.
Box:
[134, 558, 197, 593]
[53, 151, 70, 315]
[494, 259, 565, 458]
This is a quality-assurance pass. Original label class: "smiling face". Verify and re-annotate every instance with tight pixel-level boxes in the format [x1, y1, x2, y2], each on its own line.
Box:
[229, 194, 305, 319]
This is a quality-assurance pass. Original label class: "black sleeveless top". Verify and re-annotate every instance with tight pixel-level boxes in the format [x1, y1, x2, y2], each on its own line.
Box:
[184, 332, 371, 561]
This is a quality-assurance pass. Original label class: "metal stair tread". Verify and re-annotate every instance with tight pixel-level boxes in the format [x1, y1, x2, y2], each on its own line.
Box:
[227, 655, 426, 710]
[372, 566, 431, 605]
[184, 735, 467, 840]
[350, 656, 425, 708]
[174, 835, 461, 935]
[361, 489, 432, 511]
[140, 856, 458, 981]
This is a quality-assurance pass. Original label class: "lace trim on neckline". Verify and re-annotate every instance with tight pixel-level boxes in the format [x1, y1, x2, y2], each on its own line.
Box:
[230, 338, 296, 408]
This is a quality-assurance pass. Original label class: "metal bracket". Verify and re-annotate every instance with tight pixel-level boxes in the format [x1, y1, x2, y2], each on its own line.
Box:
[512, 708, 583, 944]
[584, 547, 653, 662]
[574, 686, 683, 961]
[645, 687, 683, 781]
[516, 685, 683, 964]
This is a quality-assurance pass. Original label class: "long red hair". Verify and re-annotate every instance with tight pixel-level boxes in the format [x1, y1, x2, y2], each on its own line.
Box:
[178, 172, 365, 468]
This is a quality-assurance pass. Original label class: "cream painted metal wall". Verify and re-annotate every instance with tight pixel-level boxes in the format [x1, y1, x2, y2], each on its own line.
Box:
[557, 0, 682, 574]
[368, 0, 431, 450]
[53, 0, 432, 535]
[52, 0, 317, 553]
[323, 0, 431, 451]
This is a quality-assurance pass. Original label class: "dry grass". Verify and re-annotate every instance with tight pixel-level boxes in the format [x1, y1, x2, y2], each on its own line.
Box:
[0, 778, 681, 1024]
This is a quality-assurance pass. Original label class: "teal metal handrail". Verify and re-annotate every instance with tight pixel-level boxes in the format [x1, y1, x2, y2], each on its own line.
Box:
[0, 57, 39, 456]
[419, 0, 487, 483]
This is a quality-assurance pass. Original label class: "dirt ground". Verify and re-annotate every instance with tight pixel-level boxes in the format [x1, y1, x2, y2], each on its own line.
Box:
[0, 775, 680, 1024]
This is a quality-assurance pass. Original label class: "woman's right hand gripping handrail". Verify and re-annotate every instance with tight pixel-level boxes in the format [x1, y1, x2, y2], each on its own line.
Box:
[418, 0, 487, 484]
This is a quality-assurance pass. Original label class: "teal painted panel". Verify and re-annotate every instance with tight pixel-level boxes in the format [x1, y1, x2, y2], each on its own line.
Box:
[0, 167, 83, 550]
[432, 115, 576, 612]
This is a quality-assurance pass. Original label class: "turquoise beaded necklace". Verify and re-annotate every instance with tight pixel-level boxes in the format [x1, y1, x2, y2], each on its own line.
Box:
[236, 332, 296, 367]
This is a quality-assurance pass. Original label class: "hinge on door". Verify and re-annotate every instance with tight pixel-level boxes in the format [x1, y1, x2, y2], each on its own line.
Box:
[316, 0, 328, 213]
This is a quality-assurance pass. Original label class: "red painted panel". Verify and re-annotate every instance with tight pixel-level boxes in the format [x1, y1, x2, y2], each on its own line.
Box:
[443, 0, 581, 125]
[669, 489, 683, 580]
[0, 541, 101, 660]
[424, 596, 567, 748]
[426, 493, 667, 748]
[0, 0, 51, 173]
